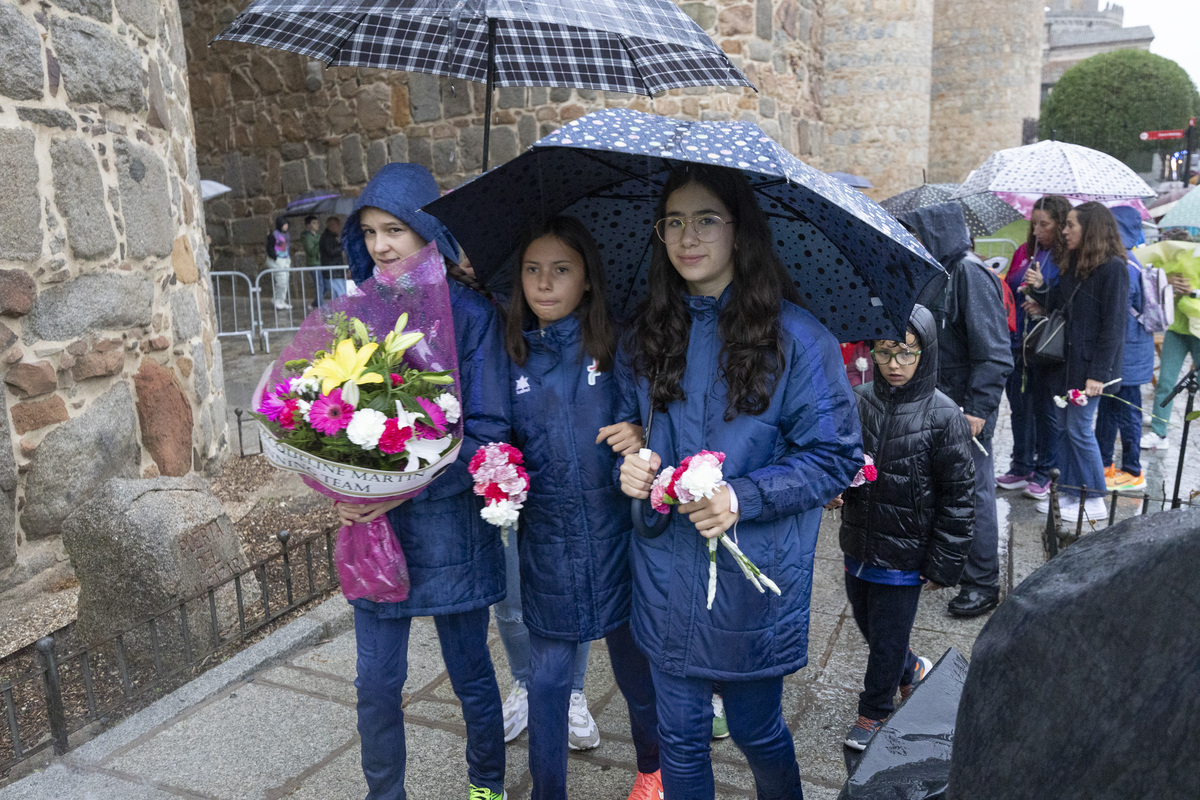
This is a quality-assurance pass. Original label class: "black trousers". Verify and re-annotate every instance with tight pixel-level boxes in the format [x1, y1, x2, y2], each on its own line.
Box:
[844, 572, 923, 720]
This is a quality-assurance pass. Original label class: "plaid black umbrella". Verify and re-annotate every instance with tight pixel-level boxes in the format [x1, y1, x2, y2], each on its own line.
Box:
[214, 0, 753, 169]
[880, 183, 1024, 237]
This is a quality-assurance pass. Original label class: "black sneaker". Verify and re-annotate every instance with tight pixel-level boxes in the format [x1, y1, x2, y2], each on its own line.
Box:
[948, 587, 999, 618]
[844, 715, 884, 751]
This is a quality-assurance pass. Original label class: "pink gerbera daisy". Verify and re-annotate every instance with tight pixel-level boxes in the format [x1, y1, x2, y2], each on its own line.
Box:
[257, 392, 288, 422]
[414, 396, 447, 439]
[309, 388, 354, 435]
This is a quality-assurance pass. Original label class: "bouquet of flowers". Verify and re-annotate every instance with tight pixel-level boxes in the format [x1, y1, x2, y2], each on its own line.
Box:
[468, 443, 529, 545]
[650, 450, 781, 610]
[252, 242, 462, 604]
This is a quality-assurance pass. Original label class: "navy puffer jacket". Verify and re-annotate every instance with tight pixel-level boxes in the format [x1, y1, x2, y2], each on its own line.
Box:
[341, 164, 509, 618]
[616, 290, 862, 681]
[510, 315, 632, 641]
[838, 305, 976, 588]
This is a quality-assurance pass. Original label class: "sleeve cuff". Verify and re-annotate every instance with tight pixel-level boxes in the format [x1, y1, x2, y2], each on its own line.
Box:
[727, 476, 763, 521]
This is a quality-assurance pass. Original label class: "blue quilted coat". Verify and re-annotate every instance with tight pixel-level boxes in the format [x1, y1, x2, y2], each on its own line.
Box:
[616, 290, 862, 680]
[510, 314, 633, 641]
[342, 168, 509, 618]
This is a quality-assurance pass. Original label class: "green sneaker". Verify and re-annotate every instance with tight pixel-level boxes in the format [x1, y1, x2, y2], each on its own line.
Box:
[468, 786, 506, 800]
[711, 693, 730, 739]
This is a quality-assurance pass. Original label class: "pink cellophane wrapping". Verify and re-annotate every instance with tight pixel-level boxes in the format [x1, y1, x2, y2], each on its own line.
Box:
[254, 241, 460, 604]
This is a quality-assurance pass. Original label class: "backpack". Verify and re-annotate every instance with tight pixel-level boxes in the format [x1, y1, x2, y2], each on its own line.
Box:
[983, 256, 1019, 333]
[1133, 260, 1174, 334]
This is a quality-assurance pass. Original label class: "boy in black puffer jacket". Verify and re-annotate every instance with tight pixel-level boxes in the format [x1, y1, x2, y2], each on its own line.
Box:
[828, 304, 975, 752]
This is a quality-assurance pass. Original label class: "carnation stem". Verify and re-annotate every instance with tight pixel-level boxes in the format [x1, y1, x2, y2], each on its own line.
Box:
[706, 538, 719, 610]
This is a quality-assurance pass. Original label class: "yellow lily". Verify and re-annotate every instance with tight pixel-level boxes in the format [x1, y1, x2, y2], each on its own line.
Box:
[383, 313, 425, 363]
[304, 338, 384, 395]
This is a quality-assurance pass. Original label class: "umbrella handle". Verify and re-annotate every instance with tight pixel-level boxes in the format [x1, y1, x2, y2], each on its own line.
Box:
[631, 447, 670, 539]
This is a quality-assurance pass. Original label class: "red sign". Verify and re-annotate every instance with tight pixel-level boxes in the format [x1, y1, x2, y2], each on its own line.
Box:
[1140, 130, 1185, 141]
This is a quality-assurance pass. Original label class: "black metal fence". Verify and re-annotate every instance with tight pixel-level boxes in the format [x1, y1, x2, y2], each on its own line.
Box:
[0, 528, 338, 779]
[1041, 468, 1200, 559]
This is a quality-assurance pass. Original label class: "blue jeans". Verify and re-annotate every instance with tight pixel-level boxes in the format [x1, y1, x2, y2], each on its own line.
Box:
[844, 574, 923, 720]
[1151, 330, 1200, 437]
[354, 606, 504, 799]
[960, 412, 999, 591]
[528, 624, 659, 800]
[1059, 396, 1107, 499]
[1096, 383, 1143, 475]
[1005, 349, 1036, 475]
[315, 269, 347, 305]
[493, 532, 590, 689]
[650, 664, 803, 800]
[1029, 364, 1066, 485]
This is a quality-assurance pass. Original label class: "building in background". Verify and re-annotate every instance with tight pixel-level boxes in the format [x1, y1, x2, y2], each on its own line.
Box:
[1042, 0, 1154, 100]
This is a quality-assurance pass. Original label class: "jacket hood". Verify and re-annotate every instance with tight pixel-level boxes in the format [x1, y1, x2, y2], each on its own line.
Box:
[341, 163, 459, 283]
[1111, 205, 1145, 251]
[873, 303, 939, 404]
[897, 203, 971, 267]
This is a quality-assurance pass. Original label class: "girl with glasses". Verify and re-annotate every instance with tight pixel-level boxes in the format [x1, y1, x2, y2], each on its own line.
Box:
[616, 164, 862, 799]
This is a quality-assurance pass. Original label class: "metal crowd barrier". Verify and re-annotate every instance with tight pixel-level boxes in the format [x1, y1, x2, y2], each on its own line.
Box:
[208, 266, 351, 354]
[208, 271, 259, 354]
[254, 265, 351, 353]
[974, 238, 1019, 265]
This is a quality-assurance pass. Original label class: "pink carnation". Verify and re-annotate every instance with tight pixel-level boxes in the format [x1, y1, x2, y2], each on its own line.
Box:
[378, 419, 413, 454]
[1068, 389, 1088, 407]
[278, 399, 301, 431]
[309, 388, 354, 435]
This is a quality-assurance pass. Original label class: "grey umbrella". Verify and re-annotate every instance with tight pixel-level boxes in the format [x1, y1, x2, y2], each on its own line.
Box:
[214, 0, 753, 170]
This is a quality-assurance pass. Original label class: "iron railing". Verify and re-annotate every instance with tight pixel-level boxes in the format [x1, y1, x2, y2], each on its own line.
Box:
[0, 528, 338, 780]
[1041, 468, 1199, 560]
[209, 270, 259, 354]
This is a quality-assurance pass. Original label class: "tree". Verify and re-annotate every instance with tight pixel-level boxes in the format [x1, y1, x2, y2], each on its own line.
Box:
[1040, 50, 1200, 164]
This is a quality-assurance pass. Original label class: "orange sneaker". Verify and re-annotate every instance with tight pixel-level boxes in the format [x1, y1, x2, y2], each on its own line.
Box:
[1111, 470, 1146, 492]
[627, 770, 664, 800]
[1103, 464, 1120, 491]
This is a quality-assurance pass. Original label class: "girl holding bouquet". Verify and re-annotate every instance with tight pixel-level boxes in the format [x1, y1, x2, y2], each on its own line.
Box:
[334, 163, 509, 800]
[504, 216, 663, 800]
[617, 165, 862, 799]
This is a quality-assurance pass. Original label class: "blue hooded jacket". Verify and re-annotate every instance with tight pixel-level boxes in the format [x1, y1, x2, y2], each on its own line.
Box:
[616, 291, 862, 680]
[510, 314, 632, 641]
[1112, 206, 1155, 386]
[342, 163, 510, 618]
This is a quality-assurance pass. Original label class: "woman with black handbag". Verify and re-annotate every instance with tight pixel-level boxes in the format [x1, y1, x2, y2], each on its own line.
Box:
[1024, 202, 1129, 524]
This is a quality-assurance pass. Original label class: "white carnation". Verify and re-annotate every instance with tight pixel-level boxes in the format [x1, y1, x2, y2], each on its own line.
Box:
[346, 408, 388, 450]
[855, 357, 869, 373]
[294, 375, 322, 397]
[435, 392, 461, 424]
[1053, 395, 1068, 408]
[481, 499, 521, 527]
[297, 399, 312, 423]
[677, 460, 724, 500]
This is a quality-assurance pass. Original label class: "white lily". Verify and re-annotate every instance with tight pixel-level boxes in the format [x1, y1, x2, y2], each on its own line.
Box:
[404, 435, 453, 471]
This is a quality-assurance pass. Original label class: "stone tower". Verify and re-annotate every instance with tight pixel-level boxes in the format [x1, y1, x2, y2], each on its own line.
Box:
[927, 0, 1045, 183]
[821, 0, 935, 199]
[0, 0, 226, 581]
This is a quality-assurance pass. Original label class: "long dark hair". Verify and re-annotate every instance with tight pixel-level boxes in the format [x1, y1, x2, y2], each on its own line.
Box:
[505, 216, 615, 370]
[633, 164, 802, 420]
[1066, 201, 1124, 281]
[1027, 195, 1070, 268]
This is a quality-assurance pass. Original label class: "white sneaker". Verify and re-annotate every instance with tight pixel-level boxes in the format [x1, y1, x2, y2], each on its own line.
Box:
[1060, 497, 1108, 524]
[1140, 432, 1170, 451]
[502, 680, 528, 742]
[567, 691, 600, 750]
[1036, 497, 1050, 514]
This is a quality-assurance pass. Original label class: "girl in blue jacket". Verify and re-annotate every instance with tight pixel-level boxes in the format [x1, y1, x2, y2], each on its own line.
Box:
[334, 163, 508, 800]
[618, 164, 862, 799]
[505, 215, 662, 800]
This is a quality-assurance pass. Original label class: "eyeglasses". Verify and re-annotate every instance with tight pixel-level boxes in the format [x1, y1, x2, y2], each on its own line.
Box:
[654, 214, 733, 244]
[871, 349, 921, 366]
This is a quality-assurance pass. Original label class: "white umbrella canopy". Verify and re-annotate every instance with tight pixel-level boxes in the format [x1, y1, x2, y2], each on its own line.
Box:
[952, 140, 1154, 200]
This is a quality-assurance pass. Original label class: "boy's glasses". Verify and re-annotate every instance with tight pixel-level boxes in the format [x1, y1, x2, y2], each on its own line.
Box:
[871, 349, 921, 366]
[654, 214, 733, 244]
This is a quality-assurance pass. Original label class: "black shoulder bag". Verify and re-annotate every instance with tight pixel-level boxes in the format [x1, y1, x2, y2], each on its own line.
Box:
[1023, 282, 1080, 366]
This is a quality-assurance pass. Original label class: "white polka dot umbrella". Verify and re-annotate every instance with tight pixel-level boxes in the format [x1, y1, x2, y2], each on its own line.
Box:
[426, 108, 945, 343]
[951, 140, 1154, 200]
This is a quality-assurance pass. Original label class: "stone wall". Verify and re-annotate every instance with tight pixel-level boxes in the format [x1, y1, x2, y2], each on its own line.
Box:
[927, 0, 1045, 183]
[0, 0, 226, 574]
[182, 0, 826, 273]
[822, 0, 935, 199]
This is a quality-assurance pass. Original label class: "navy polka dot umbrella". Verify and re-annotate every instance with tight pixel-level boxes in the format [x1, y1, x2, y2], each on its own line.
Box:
[426, 108, 945, 343]
[881, 183, 1024, 237]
